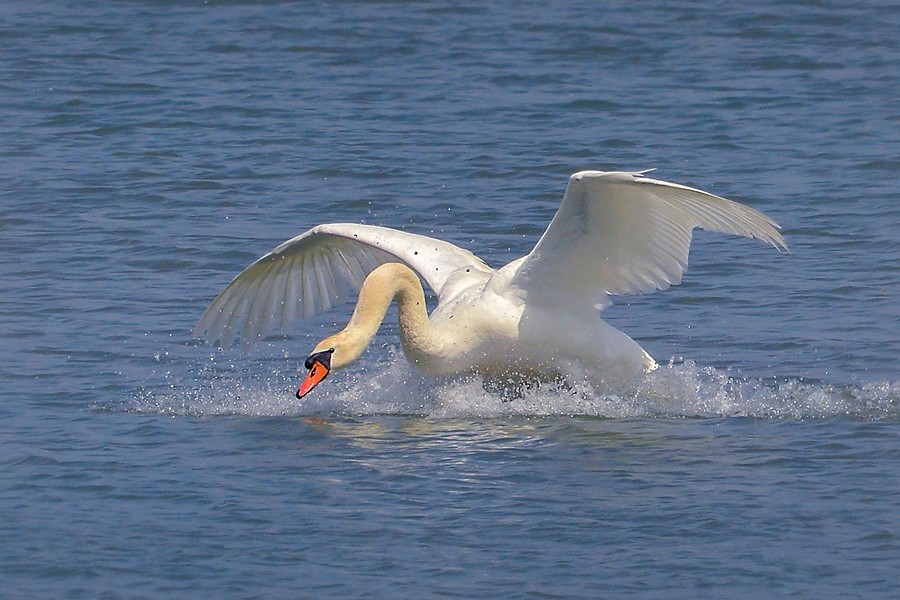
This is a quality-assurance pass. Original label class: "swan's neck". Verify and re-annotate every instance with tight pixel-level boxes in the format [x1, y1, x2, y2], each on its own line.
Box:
[318, 263, 438, 370]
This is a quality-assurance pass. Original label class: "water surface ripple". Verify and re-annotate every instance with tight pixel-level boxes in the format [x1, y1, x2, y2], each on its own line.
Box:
[1, 1, 897, 598]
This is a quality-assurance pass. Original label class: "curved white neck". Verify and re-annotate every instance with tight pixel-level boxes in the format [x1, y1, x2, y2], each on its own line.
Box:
[316, 263, 443, 370]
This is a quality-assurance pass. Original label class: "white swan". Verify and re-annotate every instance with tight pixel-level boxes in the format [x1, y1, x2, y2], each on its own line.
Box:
[194, 170, 787, 398]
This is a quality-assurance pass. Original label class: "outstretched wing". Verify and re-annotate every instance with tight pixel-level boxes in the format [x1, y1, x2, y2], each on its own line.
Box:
[194, 223, 489, 347]
[510, 171, 787, 305]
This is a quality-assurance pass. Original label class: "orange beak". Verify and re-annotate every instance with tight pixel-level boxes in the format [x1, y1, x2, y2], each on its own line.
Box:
[296, 349, 334, 399]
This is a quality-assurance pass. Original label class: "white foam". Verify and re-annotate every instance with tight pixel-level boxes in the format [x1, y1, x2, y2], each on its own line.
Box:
[129, 351, 899, 420]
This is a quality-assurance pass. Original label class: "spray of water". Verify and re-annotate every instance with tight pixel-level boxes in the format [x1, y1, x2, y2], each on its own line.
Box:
[130, 349, 898, 420]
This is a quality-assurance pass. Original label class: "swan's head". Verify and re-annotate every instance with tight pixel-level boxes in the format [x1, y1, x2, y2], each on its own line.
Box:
[295, 325, 371, 399]
[296, 347, 335, 399]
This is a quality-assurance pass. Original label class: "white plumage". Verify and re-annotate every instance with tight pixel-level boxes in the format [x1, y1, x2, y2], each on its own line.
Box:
[195, 171, 787, 389]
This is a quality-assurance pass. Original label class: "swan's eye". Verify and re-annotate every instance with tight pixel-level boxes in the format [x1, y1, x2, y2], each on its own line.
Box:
[304, 348, 335, 370]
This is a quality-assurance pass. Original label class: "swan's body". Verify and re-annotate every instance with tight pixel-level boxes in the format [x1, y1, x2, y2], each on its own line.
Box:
[195, 170, 787, 396]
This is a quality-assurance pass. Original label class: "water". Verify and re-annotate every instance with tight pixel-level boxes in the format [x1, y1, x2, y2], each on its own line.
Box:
[1, 1, 898, 597]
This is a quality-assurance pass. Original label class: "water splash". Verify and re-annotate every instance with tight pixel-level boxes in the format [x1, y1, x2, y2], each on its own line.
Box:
[129, 352, 898, 420]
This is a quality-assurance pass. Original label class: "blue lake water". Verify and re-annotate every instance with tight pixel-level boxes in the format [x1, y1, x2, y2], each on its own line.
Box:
[1, 1, 898, 598]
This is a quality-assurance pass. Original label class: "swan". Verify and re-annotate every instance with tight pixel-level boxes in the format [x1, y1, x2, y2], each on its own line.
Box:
[194, 170, 787, 398]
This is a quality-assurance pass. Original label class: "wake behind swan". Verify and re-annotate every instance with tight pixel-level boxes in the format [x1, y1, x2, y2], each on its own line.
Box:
[131, 349, 898, 420]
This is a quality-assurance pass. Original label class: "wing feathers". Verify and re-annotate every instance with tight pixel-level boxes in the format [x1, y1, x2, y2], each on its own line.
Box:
[194, 223, 488, 347]
[195, 172, 786, 348]
[510, 171, 786, 303]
